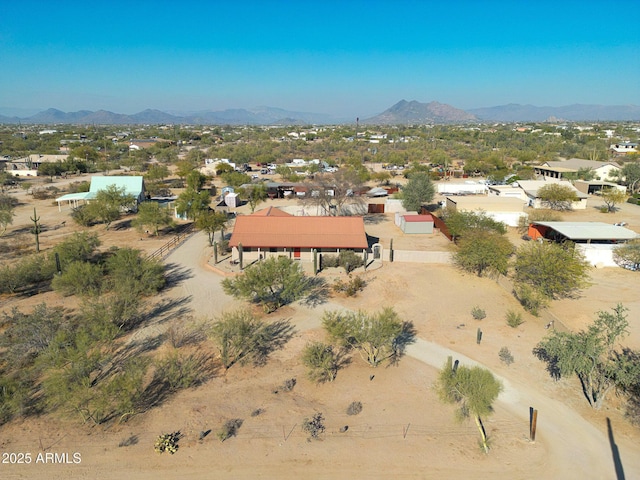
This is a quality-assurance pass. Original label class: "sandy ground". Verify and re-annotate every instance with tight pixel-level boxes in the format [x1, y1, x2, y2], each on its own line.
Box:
[1, 179, 640, 479]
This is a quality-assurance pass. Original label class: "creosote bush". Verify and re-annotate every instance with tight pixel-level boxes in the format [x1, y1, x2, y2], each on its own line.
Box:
[217, 418, 243, 442]
[505, 310, 524, 328]
[471, 306, 486, 320]
[499, 347, 514, 365]
[332, 275, 366, 297]
[346, 401, 363, 416]
[302, 412, 325, 440]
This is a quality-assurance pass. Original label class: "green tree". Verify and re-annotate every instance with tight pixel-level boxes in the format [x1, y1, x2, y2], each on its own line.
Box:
[400, 172, 435, 211]
[221, 256, 311, 312]
[245, 183, 267, 213]
[145, 163, 170, 183]
[38, 161, 62, 180]
[442, 209, 507, 242]
[133, 201, 175, 236]
[302, 341, 340, 383]
[175, 188, 210, 220]
[537, 183, 578, 211]
[51, 261, 103, 297]
[104, 247, 165, 296]
[436, 357, 503, 453]
[52, 232, 101, 269]
[321, 307, 408, 367]
[618, 162, 640, 194]
[0, 194, 16, 236]
[613, 239, 640, 271]
[208, 309, 271, 369]
[87, 185, 135, 229]
[600, 188, 627, 213]
[534, 304, 640, 409]
[186, 170, 207, 191]
[517, 209, 562, 234]
[175, 159, 197, 186]
[196, 210, 228, 246]
[453, 229, 514, 277]
[513, 241, 590, 300]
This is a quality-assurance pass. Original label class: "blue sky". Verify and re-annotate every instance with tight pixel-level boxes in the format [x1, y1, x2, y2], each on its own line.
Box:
[1, 0, 639, 117]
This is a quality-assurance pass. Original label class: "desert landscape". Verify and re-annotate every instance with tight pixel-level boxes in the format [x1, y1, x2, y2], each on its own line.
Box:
[1, 176, 640, 480]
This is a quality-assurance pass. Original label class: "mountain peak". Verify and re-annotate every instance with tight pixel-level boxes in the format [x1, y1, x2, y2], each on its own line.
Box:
[364, 100, 477, 124]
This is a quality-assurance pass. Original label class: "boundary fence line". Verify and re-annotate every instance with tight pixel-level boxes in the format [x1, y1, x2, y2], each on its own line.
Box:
[147, 223, 196, 262]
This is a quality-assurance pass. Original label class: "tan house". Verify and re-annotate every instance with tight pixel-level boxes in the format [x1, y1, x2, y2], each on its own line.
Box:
[228, 207, 368, 263]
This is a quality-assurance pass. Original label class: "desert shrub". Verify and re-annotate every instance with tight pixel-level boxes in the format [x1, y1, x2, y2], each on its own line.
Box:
[513, 284, 548, 316]
[280, 378, 297, 392]
[332, 275, 366, 297]
[302, 342, 339, 383]
[338, 250, 365, 273]
[217, 418, 243, 442]
[505, 310, 524, 328]
[346, 401, 363, 416]
[499, 347, 514, 365]
[154, 432, 180, 454]
[70, 205, 96, 226]
[165, 320, 205, 348]
[67, 181, 91, 194]
[471, 306, 486, 320]
[251, 408, 264, 417]
[51, 261, 103, 297]
[155, 351, 205, 391]
[321, 254, 339, 269]
[302, 412, 325, 440]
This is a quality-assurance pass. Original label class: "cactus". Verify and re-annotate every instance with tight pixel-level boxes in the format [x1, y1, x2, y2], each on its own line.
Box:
[30, 208, 41, 253]
[238, 243, 243, 269]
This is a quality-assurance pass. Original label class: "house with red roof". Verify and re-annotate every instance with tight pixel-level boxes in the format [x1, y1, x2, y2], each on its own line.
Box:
[228, 207, 368, 263]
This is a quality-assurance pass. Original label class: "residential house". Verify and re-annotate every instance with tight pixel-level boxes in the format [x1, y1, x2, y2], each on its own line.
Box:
[55, 175, 146, 210]
[228, 207, 368, 263]
[534, 158, 621, 181]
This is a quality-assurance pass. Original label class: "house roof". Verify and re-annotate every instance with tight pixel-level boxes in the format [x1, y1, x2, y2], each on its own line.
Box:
[540, 158, 621, 171]
[252, 206, 293, 217]
[516, 180, 588, 199]
[532, 221, 639, 241]
[89, 176, 145, 196]
[229, 215, 368, 249]
[447, 195, 528, 212]
[403, 214, 434, 223]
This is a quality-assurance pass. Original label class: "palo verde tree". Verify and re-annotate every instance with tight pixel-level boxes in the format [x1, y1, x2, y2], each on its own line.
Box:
[513, 241, 590, 302]
[175, 187, 210, 221]
[302, 341, 340, 383]
[321, 307, 411, 367]
[221, 256, 312, 312]
[86, 185, 136, 229]
[441, 209, 507, 243]
[452, 229, 514, 277]
[400, 171, 436, 212]
[244, 183, 268, 213]
[533, 304, 640, 409]
[436, 357, 503, 453]
[132, 201, 175, 236]
[537, 183, 578, 211]
[208, 309, 271, 370]
[196, 209, 228, 246]
[599, 188, 627, 213]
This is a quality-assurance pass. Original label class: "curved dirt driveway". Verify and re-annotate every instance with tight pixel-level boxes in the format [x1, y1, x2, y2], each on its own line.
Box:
[164, 231, 640, 479]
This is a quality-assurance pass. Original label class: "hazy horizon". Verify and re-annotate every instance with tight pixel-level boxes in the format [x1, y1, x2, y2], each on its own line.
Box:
[2, 0, 639, 117]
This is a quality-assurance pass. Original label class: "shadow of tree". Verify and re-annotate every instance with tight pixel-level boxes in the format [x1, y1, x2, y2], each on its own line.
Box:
[532, 345, 562, 380]
[141, 295, 193, 327]
[254, 319, 296, 366]
[300, 277, 330, 308]
[363, 214, 387, 225]
[163, 262, 195, 289]
[389, 321, 417, 366]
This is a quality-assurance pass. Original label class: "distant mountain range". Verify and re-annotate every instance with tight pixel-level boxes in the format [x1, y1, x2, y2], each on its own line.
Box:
[1, 101, 639, 125]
